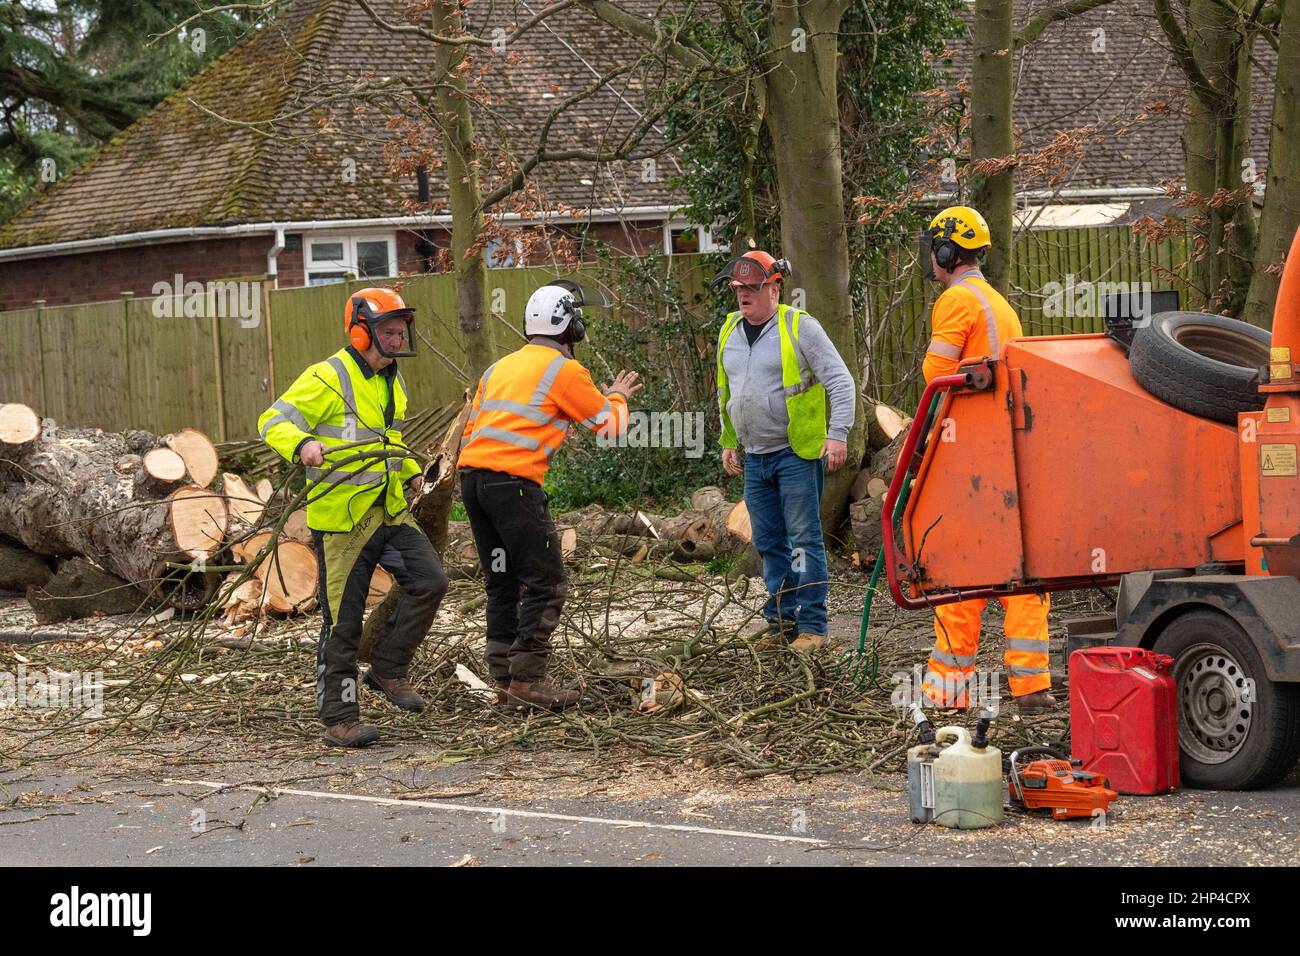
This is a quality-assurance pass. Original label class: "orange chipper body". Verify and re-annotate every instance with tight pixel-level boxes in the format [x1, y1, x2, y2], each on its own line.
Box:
[882, 226, 1300, 609]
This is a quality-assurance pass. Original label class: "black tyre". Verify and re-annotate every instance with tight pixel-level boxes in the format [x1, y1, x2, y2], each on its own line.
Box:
[1128, 311, 1271, 425]
[1152, 610, 1300, 790]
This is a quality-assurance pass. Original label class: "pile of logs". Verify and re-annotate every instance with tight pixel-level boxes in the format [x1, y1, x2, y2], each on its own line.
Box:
[0, 401, 341, 624]
[847, 400, 912, 564]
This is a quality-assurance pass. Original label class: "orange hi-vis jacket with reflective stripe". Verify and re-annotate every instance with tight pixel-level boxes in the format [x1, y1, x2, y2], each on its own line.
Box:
[922, 269, 1025, 383]
[458, 341, 629, 485]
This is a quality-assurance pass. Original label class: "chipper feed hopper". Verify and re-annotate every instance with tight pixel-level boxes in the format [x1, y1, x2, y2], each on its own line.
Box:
[884, 228, 1300, 791]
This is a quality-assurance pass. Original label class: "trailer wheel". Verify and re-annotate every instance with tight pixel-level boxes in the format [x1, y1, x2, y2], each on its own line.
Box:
[1129, 311, 1271, 425]
[1153, 610, 1300, 790]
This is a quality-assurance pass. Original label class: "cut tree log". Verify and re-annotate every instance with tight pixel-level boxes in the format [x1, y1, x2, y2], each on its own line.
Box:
[726, 500, 752, 545]
[27, 557, 144, 623]
[280, 509, 311, 543]
[165, 428, 219, 488]
[255, 478, 273, 503]
[864, 399, 911, 452]
[167, 486, 229, 560]
[849, 495, 886, 561]
[143, 448, 187, 483]
[255, 538, 317, 614]
[221, 472, 266, 535]
[0, 423, 223, 606]
[0, 540, 52, 592]
[0, 403, 41, 444]
[367, 565, 393, 609]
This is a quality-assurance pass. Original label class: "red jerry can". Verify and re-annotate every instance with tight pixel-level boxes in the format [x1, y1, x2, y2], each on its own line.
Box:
[1069, 647, 1179, 794]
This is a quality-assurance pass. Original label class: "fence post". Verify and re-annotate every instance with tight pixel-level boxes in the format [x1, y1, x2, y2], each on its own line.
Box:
[34, 298, 49, 418]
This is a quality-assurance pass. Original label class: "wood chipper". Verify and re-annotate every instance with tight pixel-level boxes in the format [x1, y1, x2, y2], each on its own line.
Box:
[882, 227, 1300, 791]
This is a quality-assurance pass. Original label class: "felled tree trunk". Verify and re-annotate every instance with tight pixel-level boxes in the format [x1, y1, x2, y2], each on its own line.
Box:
[27, 557, 143, 623]
[0, 410, 225, 607]
[0, 540, 52, 592]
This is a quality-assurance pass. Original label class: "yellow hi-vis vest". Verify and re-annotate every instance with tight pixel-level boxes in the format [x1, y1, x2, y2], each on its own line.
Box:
[258, 347, 420, 532]
[717, 304, 827, 459]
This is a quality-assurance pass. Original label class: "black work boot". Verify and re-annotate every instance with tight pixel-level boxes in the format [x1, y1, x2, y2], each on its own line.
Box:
[323, 720, 380, 748]
[1014, 690, 1057, 712]
[362, 670, 426, 712]
[506, 678, 581, 711]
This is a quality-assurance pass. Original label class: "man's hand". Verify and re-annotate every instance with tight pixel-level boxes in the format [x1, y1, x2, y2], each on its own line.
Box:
[820, 438, 848, 472]
[722, 447, 743, 477]
[299, 440, 325, 468]
[601, 370, 644, 401]
[406, 474, 425, 496]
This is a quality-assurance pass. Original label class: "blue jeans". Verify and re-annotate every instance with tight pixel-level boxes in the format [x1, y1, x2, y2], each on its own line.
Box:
[743, 447, 828, 636]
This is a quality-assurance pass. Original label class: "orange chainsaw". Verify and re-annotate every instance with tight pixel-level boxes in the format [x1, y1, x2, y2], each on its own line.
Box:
[1006, 747, 1118, 821]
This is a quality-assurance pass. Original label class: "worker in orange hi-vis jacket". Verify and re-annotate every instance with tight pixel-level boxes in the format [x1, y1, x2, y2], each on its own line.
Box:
[919, 206, 1055, 714]
[458, 280, 642, 712]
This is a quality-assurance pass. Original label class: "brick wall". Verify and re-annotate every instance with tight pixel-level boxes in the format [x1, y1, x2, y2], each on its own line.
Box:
[0, 218, 675, 310]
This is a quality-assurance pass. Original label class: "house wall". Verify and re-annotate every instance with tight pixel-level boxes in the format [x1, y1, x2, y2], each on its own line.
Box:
[0, 218, 674, 311]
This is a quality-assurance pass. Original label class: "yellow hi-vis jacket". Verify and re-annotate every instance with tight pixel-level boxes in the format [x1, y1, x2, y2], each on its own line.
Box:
[259, 346, 420, 532]
[922, 269, 1024, 383]
[458, 341, 629, 485]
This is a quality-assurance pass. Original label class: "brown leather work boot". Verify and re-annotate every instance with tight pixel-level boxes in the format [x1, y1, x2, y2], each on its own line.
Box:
[495, 679, 511, 706]
[323, 720, 380, 748]
[506, 678, 581, 711]
[362, 670, 426, 712]
[789, 632, 827, 653]
[1014, 690, 1057, 712]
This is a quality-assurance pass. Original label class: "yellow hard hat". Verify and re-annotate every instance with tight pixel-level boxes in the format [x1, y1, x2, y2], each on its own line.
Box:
[927, 206, 991, 250]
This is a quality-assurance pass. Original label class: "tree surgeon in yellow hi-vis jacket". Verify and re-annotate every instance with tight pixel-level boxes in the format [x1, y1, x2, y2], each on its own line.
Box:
[259, 287, 448, 748]
[919, 207, 1054, 714]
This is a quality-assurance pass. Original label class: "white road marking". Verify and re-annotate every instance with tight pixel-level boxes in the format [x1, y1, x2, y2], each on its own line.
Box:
[168, 778, 827, 846]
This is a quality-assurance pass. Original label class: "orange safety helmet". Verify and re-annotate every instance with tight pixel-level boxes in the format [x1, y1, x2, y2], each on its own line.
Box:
[344, 287, 416, 358]
[711, 250, 792, 290]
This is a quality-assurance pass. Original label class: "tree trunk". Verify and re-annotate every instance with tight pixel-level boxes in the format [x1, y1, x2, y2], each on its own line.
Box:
[433, 0, 495, 378]
[0, 422, 224, 607]
[0, 540, 52, 592]
[969, 0, 1014, 296]
[1244, 0, 1300, 328]
[764, 0, 863, 534]
[27, 557, 145, 623]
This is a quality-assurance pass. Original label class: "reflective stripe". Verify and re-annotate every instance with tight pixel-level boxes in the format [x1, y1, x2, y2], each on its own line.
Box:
[386, 457, 405, 472]
[305, 468, 385, 487]
[325, 356, 359, 436]
[931, 650, 977, 669]
[553, 418, 570, 434]
[956, 272, 999, 357]
[259, 412, 295, 440]
[926, 339, 962, 360]
[529, 355, 568, 406]
[396, 371, 408, 400]
[316, 424, 383, 441]
[465, 425, 541, 451]
[481, 397, 553, 425]
[580, 400, 612, 430]
[1005, 638, 1048, 654]
[260, 399, 310, 439]
[1006, 665, 1049, 678]
[390, 417, 405, 431]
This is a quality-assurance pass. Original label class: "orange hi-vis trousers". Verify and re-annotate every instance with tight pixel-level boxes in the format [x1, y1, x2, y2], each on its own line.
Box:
[922, 593, 1051, 708]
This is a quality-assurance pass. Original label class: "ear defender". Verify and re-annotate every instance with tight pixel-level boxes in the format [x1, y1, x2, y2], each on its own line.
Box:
[347, 300, 372, 351]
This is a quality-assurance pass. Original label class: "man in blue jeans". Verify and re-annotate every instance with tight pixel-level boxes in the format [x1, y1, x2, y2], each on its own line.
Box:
[715, 251, 856, 650]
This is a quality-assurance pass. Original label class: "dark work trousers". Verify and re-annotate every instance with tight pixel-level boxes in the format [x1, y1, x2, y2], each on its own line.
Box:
[459, 468, 567, 682]
[311, 505, 448, 726]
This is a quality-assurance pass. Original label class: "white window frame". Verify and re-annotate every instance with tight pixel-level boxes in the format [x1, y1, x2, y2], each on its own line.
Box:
[663, 221, 726, 256]
[305, 232, 398, 285]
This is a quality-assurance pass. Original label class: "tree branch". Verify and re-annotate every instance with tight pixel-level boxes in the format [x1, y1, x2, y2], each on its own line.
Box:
[1013, 0, 1115, 49]
[1154, 0, 1231, 110]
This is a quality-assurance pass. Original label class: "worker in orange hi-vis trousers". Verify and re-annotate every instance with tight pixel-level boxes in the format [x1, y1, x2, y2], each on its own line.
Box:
[918, 206, 1054, 713]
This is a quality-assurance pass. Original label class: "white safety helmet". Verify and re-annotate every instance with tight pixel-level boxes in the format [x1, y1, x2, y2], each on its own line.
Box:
[524, 284, 582, 339]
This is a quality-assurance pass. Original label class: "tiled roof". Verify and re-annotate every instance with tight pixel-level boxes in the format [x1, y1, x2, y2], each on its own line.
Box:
[1, 0, 1279, 250]
[942, 0, 1275, 189]
[0, 0, 686, 250]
